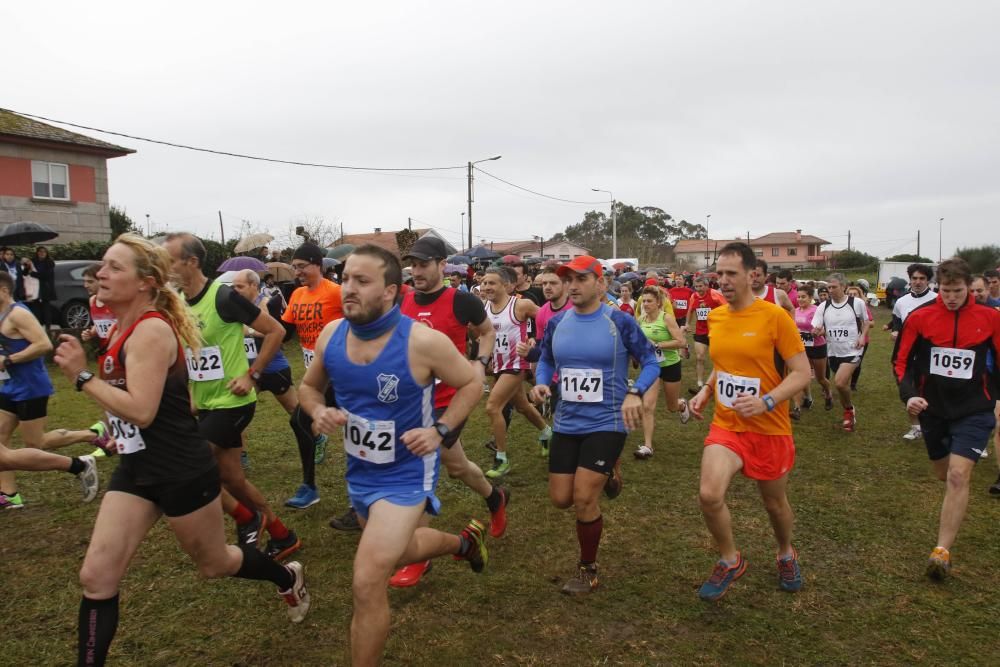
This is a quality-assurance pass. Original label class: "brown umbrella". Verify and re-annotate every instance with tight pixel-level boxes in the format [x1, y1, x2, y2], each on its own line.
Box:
[262, 261, 294, 282]
[234, 233, 274, 253]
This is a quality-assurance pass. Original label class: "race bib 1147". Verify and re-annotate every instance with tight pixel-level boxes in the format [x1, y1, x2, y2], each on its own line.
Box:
[561, 368, 603, 403]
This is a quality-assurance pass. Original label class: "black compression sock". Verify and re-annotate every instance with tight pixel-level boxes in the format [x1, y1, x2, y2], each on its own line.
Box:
[290, 408, 317, 487]
[235, 544, 294, 590]
[78, 594, 119, 667]
[68, 457, 85, 475]
[485, 486, 502, 513]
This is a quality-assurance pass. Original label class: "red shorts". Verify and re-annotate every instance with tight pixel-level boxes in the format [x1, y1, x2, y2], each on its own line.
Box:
[705, 424, 796, 481]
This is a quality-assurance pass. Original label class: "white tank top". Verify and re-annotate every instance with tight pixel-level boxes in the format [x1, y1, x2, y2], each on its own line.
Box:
[488, 296, 529, 372]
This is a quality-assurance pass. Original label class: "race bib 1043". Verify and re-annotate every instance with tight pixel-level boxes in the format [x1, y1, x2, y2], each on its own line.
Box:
[343, 411, 395, 464]
[186, 346, 225, 381]
[715, 371, 762, 409]
[561, 368, 603, 403]
[929, 347, 974, 379]
[108, 413, 146, 454]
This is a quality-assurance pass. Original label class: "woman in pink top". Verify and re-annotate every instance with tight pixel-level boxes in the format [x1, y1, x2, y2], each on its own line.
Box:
[793, 285, 834, 419]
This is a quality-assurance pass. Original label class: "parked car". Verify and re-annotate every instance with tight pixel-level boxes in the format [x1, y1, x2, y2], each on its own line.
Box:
[44, 260, 95, 329]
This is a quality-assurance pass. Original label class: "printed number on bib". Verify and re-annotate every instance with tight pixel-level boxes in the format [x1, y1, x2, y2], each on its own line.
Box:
[107, 414, 146, 454]
[800, 331, 815, 347]
[929, 347, 974, 379]
[696, 307, 711, 321]
[0, 366, 9, 382]
[243, 337, 258, 361]
[654, 347, 665, 362]
[94, 319, 115, 339]
[561, 368, 602, 402]
[302, 348, 315, 368]
[343, 412, 395, 464]
[715, 371, 761, 409]
[495, 333, 510, 354]
[673, 299, 688, 311]
[186, 346, 225, 381]
[827, 328, 851, 339]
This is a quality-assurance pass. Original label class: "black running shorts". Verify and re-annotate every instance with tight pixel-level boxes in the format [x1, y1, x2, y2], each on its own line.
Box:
[693, 333, 710, 346]
[829, 353, 864, 374]
[549, 431, 626, 476]
[805, 344, 828, 360]
[197, 403, 256, 449]
[658, 362, 682, 383]
[108, 464, 221, 517]
[256, 367, 293, 396]
[0, 394, 48, 421]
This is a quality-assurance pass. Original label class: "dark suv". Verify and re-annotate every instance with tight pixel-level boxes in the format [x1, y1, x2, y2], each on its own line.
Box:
[45, 260, 95, 329]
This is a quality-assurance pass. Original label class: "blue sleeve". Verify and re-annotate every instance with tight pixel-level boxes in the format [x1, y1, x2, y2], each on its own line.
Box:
[534, 312, 563, 386]
[613, 310, 659, 393]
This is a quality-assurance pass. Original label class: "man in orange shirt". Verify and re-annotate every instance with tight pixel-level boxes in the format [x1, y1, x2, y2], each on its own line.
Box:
[689, 242, 810, 601]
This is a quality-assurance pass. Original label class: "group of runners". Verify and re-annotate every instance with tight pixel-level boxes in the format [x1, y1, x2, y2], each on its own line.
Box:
[1, 232, 999, 666]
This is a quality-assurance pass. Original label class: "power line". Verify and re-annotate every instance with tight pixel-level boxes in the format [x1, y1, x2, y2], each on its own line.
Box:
[1, 108, 467, 172]
[474, 166, 611, 205]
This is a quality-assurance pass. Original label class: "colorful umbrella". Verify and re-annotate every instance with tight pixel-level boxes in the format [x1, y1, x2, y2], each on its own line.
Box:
[218, 256, 268, 272]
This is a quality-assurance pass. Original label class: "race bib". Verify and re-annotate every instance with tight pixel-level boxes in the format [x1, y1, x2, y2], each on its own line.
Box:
[186, 346, 225, 381]
[303, 348, 315, 368]
[243, 337, 258, 361]
[800, 331, 815, 347]
[654, 347, 665, 362]
[0, 366, 9, 382]
[94, 319, 115, 339]
[343, 411, 395, 464]
[107, 413, 146, 454]
[826, 328, 851, 340]
[561, 368, 603, 403]
[495, 333, 510, 355]
[715, 371, 762, 409]
[929, 347, 974, 379]
[696, 307, 711, 321]
[673, 299, 688, 311]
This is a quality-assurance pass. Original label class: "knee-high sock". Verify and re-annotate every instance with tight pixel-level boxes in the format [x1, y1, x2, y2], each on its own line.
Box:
[235, 544, 294, 590]
[290, 407, 316, 488]
[576, 515, 603, 565]
[78, 594, 119, 667]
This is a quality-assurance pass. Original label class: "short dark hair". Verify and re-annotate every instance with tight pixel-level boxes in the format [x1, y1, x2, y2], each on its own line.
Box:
[755, 258, 769, 275]
[83, 262, 102, 279]
[984, 269, 999, 280]
[936, 258, 972, 286]
[777, 269, 794, 281]
[718, 242, 756, 272]
[0, 246, 11, 254]
[0, 271, 13, 294]
[907, 263, 934, 281]
[351, 243, 402, 296]
[165, 232, 207, 269]
[799, 284, 814, 297]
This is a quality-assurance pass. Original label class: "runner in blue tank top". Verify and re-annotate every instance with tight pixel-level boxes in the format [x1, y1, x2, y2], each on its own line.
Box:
[298, 245, 487, 666]
[531, 255, 660, 595]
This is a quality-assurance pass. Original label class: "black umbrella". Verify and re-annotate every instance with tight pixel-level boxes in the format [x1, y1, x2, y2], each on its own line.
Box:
[0, 221, 59, 245]
[466, 245, 499, 260]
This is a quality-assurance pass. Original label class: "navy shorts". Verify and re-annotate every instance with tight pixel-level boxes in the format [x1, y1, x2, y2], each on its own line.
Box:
[549, 431, 626, 476]
[919, 411, 996, 462]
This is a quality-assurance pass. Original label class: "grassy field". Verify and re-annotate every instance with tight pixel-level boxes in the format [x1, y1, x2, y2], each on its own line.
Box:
[4, 307, 1000, 666]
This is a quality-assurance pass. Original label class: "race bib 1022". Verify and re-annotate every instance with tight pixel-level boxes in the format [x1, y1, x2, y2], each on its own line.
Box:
[696, 307, 711, 321]
[186, 346, 225, 382]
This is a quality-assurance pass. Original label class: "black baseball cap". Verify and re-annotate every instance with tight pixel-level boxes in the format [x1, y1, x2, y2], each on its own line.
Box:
[403, 236, 448, 262]
[292, 243, 325, 266]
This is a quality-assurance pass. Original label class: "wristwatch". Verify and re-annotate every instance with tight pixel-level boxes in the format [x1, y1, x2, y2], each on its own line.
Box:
[627, 387, 643, 397]
[433, 421, 454, 447]
[76, 369, 95, 391]
[477, 355, 491, 368]
[249, 368, 262, 382]
[762, 394, 777, 412]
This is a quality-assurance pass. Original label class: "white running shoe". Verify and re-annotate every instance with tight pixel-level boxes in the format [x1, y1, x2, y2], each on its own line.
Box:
[633, 445, 653, 460]
[281, 561, 311, 623]
[78, 455, 99, 503]
[902, 425, 922, 441]
[678, 398, 691, 424]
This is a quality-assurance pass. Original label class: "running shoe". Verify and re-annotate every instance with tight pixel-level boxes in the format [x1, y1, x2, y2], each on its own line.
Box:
[489, 486, 510, 538]
[824, 394, 833, 411]
[280, 561, 311, 623]
[485, 457, 510, 479]
[389, 560, 432, 588]
[454, 519, 488, 573]
[314, 433, 328, 464]
[678, 398, 691, 424]
[240, 450, 251, 470]
[538, 426, 552, 458]
[604, 459, 623, 499]
[0, 492, 24, 509]
[790, 406, 801, 421]
[802, 396, 814, 410]
[265, 530, 302, 562]
[285, 484, 320, 509]
[842, 407, 857, 432]
[482, 381, 490, 394]
[561, 562, 600, 595]
[78, 455, 100, 503]
[633, 445, 653, 460]
[926, 546, 951, 581]
[698, 553, 748, 601]
[902, 425, 922, 441]
[329, 507, 362, 531]
[89, 422, 113, 452]
[237, 511, 268, 548]
[990, 474, 1000, 496]
[777, 550, 803, 592]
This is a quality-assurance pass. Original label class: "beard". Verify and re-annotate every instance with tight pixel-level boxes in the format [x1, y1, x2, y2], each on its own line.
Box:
[345, 300, 386, 326]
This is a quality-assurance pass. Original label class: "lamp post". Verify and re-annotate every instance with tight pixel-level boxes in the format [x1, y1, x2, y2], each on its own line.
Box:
[705, 214, 712, 270]
[591, 188, 615, 258]
[467, 155, 502, 250]
[461, 212, 465, 250]
[938, 217, 944, 262]
[145, 213, 150, 236]
[533, 234, 544, 258]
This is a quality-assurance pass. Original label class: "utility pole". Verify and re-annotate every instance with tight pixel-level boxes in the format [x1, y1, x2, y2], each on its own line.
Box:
[467, 155, 502, 251]
[591, 188, 616, 258]
[145, 213, 150, 236]
[408, 217, 412, 231]
[917, 229, 920, 257]
[847, 229, 851, 251]
[218, 211, 225, 245]
[938, 217, 944, 261]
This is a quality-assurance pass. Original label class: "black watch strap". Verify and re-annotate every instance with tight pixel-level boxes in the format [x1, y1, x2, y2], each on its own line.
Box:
[76, 370, 95, 391]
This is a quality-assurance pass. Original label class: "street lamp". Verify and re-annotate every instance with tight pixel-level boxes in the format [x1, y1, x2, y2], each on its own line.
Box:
[938, 217, 944, 262]
[145, 213, 150, 236]
[705, 214, 712, 270]
[467, 155, 502, 250]
[591, 188, 616, 258]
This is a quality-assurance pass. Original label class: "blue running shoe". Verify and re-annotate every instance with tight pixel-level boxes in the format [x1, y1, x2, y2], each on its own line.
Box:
[698, 553, 748, 601]
[777, 550, 803, 592]
[285, 484, 320, 509]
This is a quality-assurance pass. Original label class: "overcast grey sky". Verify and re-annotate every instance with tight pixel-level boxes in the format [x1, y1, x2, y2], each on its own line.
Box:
[4, 1, 997, 258]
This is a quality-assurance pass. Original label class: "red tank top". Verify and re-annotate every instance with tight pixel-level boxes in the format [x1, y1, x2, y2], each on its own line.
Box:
[89, 296, 116, 349]
[758, 284, 777, 304]
[401, 287, 467, 409]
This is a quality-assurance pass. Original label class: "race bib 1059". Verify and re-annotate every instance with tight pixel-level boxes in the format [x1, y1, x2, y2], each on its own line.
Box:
[929, 347, 974, 379]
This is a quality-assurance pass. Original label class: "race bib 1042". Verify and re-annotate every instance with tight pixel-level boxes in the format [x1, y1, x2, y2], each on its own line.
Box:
[715, 371, 762, 409]
[302, 348, 315, 368]
[561, 368, 603, 403]
[343, 411, 395, 464]
[186, 346, 225, 382]
[929, 347, 974, 379]
[696, 307, 711, 321]
[108, 413, 146, 455]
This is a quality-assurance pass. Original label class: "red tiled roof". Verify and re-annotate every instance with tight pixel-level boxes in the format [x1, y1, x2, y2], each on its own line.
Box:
[0, 109, 134, 156]
[333, 228, 431, 256]
[750, 232, 830, 246]
[674, 239, 730, 254]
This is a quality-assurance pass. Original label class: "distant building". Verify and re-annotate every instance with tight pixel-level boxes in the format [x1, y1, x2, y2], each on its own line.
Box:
[673, 230, 830, 270]
[332, 227, 457, 257]
[674, 238, 730, 269]
[472, 239, 589, 261]
[0, 109, 134, 242]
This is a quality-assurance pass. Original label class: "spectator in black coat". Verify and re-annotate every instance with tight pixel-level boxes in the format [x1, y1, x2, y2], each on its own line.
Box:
[30, 246, 56, 328]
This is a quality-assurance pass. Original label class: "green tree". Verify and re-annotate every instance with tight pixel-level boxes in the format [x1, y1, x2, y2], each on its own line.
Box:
[955, 245, 1000, 273]
[396, 229, 419, 258]
[559, 203, 706, 262]
[831, 249, 879, 269]
[885, 253, 933, 263]
[109, 205, 140, 239]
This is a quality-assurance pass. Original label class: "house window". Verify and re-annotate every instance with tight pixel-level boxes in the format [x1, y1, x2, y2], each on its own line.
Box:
[755, 250, 764, 257]
[523, 253, 533, 258]
[559, 254, 570, 260]
[771, 247, 779, 257]
[32, 161, 70, 200]
[787, 248, 797, 256]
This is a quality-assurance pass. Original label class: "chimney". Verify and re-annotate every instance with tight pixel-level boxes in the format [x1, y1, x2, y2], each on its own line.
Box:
[374, 227, 381, 234]
[795, 229, 802, 242]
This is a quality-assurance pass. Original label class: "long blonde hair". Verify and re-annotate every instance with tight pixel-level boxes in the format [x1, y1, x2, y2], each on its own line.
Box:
[112, 233, 201, 351]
